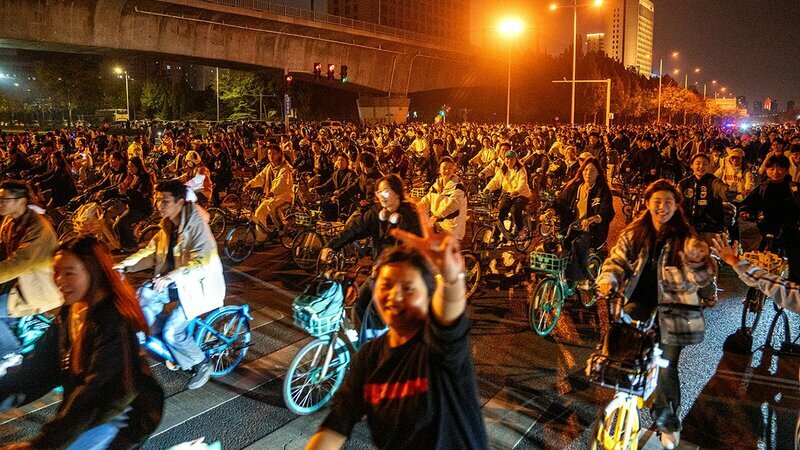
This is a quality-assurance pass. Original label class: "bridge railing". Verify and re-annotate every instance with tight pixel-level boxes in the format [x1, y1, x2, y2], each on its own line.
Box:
[203, 0, 458, 47]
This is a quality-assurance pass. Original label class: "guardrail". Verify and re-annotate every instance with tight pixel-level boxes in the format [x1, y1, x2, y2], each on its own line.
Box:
[201, 0, 458, 47]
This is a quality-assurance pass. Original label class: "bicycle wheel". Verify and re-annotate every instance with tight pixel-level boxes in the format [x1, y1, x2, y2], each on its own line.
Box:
[463, 251, 481, 302]
[198, 309, 251, 376]
[56, 219, 73, 238]
[137, 225, 160, 249]
[472, 226, 496, 253]
[740, 286, 765, 338]
[221, 193, 242, 217]
[580, 254, 603, 307]
[59, 229, 78, 243]
[283, 336, 351, 415]
[224, 225, 256, 263]
[528, 277, 563, 336]
[513, 219, 533, 253]
[281, 212, 303, 250]
[206, 207, 227, 240]
[292, 230, 324, 271]
[589, 400, 640, 450]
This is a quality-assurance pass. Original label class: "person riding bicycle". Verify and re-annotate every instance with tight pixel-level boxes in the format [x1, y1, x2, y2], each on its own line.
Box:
[115, 180, 225, 390]
[739, 154, 800, 283]
[314, 152, 356, 221]
[319, 174, 423, 323]
[625, 135, 662, 185]
[114, 157, 155, 252]
[543, 157, 614, 291]
[596, 179, 717, 449]
[339, 152, 382, 224]
[307, 217, 488, 449]
[0, 236, 164, 450]
[181, 151, 214, 206]
[678, 153, 730, 306]
[714, 147, 753, 243]
[0, 180, 63, 376]
[243, 145, 294, 243]
[482, 145, 532, 240]
[419, 156, 468, 241]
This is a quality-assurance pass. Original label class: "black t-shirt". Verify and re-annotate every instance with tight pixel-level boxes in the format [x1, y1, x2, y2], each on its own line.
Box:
[320, 313, 488, 450]
[628, 238, 666, 320]
[164, 227, 178, 274]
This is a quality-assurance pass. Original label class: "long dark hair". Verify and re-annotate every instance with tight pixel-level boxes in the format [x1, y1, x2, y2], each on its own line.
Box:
[564, 157, 610, 193]
[624, 179, 696, 267]
[57, 236, 147, 334]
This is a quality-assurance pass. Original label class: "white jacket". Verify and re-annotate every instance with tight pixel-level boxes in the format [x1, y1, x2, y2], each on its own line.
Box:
[246, 161, 294, 204]
[714, 164, 753, 201]
[120, 203, 225, 319]
[485, 165, 532, 199]
[420, 175, 468, 240]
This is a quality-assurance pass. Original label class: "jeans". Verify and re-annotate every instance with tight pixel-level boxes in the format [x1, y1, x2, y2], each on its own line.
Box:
[696, 232, 719, 301]
[138, 283, 206, 370]
[66, 408, 130, 450]
[0, 282, 20, 357]
[497, 195, 528, 235]
[566, 231, 593, 284]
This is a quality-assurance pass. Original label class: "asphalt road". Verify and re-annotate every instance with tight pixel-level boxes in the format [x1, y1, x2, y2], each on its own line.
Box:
[1, 198, 799, 449]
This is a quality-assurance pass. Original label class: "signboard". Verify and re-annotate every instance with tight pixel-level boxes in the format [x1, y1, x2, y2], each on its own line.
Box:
[284, 94, 292, 115]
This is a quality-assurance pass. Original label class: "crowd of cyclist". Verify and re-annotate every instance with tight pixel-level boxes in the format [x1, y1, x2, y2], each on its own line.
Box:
[0, 118, 799, 449]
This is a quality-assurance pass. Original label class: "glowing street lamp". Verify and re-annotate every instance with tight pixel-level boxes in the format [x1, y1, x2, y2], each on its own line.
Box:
[498, 17, 525, 127]
[657, 50, 680, 123]
[550, 0, 603, 125]
[114, 66, 130, 122]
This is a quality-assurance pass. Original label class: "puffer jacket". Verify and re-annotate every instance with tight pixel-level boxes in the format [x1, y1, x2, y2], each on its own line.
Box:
[485, 165, 532, 199]
[596, 230, 717, 344]
[119, 203, 225, 319]
[0, 207, 64, 317]
[420, 175, 468, 240]
[245, 161, 294, 204]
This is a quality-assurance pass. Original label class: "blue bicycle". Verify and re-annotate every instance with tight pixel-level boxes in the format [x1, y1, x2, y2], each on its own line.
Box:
[145, 305, 254, 377]
[12, 314, 55, 355]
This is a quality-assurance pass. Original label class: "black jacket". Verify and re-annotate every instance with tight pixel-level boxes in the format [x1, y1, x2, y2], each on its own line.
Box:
[327, 201, 423, 258]
[0, 301, 164, 449]
[316, 168, 356, 196]
[740, 177, 800, 235]
[678, 174, 728, 232]
[553, 180, 615, 247]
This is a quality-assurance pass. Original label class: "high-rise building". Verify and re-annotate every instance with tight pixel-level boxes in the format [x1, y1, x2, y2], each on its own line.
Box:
[787, 100, 795, 112]
[586, 33, 605, 54]
[327, 0, 468, 43]
[753, 101, 763, 114]
[604, 0, 654, 76]
[764, 97, 775, 112]
[736, 96, 747, 110]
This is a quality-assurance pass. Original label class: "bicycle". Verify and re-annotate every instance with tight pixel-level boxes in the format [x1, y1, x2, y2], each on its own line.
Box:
[471, 192, 536, 255]
[143, 298, 254, 376]
[738, 239, 793, 353]
[58, 199, 161, 251]
[527, 216, 604, 336]
[585, 292, 670, 450]
[283, 270, 385, 415]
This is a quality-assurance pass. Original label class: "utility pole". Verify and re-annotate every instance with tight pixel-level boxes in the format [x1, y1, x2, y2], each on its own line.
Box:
[216, 67, 220, 122]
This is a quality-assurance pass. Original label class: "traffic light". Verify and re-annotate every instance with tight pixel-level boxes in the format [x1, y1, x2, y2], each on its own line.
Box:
[340, 65, 348, 83]
[327, 64, 335, 80]
[313, 63, 321, 78]
[284, 74, 293, 88]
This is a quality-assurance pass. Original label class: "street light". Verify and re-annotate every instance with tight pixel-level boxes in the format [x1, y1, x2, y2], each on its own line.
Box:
[498, 17, 525, 127]
[550, 0, 603, 125]
[113, 66, 130, 122]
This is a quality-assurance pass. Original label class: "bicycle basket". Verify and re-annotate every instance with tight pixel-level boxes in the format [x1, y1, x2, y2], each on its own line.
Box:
[529, 251, 568, 274]
[294, 212, 313, 227]
[72, 202, 105, 234]
[741, 251, 787, 276]
[410, 187, 427, 198]
[292, 278, 344, 337]
[586, 323, 658, 398]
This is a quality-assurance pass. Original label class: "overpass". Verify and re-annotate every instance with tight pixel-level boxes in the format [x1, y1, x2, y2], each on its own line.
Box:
[0, 0, 495, 122]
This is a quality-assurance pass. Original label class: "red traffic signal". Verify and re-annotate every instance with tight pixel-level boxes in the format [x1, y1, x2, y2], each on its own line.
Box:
[284, 74, 293, 87]
[313, 63, 321, 78]
[327, 64, 335, 80]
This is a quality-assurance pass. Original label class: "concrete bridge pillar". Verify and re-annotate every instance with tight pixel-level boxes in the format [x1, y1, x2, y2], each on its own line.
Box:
[356, 96, 410, 124]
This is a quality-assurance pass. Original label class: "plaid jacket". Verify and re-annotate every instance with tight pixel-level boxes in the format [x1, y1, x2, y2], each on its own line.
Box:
[597, 230, 717, 344]
[732, 260, 800, 314]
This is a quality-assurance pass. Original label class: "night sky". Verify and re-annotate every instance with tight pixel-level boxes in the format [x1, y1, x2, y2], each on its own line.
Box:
[472, 0, 800, 110]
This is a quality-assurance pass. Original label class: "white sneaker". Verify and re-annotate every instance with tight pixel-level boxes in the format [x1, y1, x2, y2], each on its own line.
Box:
[345, 328, 359, 343]
[0, 353, 23, 377]
[660, 430, 680, 449]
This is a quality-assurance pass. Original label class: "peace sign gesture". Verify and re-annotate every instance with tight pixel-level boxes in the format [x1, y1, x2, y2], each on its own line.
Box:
[390, 202, 467, 325]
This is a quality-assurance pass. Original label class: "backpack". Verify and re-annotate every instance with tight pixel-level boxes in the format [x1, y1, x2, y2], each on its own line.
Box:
[292, 278, 344, 337]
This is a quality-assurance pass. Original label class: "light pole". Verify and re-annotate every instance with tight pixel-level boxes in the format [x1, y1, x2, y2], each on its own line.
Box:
[656, 51, 679, 124]
[550, 0, 603, 126]
[498, 17, 525, 128]
[113, 66, 130, 122]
